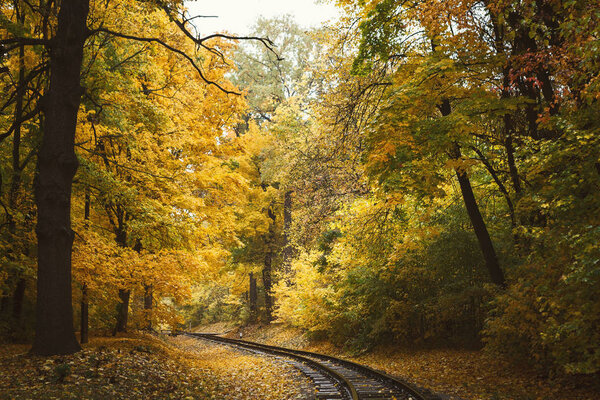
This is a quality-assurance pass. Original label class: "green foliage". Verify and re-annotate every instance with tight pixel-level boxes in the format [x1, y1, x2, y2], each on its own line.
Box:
[485, 125, 600, 374]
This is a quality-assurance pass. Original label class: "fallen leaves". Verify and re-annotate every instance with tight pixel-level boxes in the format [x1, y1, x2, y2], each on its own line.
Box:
[0, 334, 218, 400]
[229, 323, 600, 400]
[168, 335, 311, 400]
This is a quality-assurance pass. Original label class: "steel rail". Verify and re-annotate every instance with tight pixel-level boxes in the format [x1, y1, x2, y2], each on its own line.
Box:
[184, 332, 434, 400]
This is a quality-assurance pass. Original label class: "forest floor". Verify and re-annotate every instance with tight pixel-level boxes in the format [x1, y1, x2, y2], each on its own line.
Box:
[1, 326, 598, 400]
[198, 322, 600, 400]
[0, 332, 309, 400]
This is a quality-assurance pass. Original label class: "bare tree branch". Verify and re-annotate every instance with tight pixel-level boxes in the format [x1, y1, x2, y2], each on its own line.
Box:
[0, 103, 42, 144]
[87, 27, 239, 95]
[0, 62, 49, 115]
[156, 2, 281, 61]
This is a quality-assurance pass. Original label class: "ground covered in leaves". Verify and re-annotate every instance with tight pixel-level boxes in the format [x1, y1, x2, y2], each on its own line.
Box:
[0, 332, 310, 400]
[221, 323, 600, 400]
[167, 335, 311, 399]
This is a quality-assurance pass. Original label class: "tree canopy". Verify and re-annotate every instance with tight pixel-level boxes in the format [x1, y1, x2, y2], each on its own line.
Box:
[1, 0, 599, 379]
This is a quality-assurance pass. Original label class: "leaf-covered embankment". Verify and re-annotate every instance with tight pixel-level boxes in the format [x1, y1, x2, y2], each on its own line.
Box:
[0, 333, 310, 400]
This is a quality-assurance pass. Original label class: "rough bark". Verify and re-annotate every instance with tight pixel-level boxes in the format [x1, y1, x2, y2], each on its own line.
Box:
[31, 0, 90, 355]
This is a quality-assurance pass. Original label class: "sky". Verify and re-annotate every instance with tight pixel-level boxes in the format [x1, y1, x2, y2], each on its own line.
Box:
[184, 0, 341, 36]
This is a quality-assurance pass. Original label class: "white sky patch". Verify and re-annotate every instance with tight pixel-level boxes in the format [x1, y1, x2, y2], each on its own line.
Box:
[184, 0, 341, 36]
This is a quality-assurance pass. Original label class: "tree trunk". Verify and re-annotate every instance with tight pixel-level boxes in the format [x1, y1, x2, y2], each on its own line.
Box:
[114, 289, 130, 334]
[80, 284, 88, 344]
[143, 284, 153, 331]
[504, 117, 522, 195]
[453, 152, 506, 287]
[472, 146, 516, 226]
[12, 278, 26, 323]
[31, 0, 90, 355]
[262, 206, 276, 322]
[249, 272, 257, 322]
[8, 27, 26, 329]
[440, 99, 505, 288]
[0, 296, 9, 315]
[262, 257, 273, 321]
[282, 190, 293, 283]
[80, 194, 90, 344]
[113, 223, 131, 334]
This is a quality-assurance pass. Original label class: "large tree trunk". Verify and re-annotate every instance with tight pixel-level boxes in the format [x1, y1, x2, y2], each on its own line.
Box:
[31, 0, 90, 355]
[114, 289, 130, 334]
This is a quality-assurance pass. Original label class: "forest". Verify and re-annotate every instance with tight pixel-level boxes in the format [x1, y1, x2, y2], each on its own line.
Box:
[1, 0, 599, 398]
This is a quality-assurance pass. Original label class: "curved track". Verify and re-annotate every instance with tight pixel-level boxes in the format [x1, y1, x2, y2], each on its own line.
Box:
[184, 332, 438, 400]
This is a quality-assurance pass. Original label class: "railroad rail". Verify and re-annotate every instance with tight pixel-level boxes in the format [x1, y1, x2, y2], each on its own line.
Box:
[182, 332, 440, 400]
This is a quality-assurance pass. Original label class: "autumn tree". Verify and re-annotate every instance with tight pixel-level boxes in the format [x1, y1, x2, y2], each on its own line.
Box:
[1, 0, 271, 354]
[272, 0, 600, 373]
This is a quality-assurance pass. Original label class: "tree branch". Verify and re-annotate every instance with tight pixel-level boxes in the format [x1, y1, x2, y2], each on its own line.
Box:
[0, 37, 49, 47]
[87, 27, 239, 95]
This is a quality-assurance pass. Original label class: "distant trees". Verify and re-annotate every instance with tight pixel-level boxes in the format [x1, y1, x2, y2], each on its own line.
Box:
[225, 16, 324, 322]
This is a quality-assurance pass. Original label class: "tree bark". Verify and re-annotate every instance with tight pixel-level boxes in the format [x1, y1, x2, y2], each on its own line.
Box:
[80, 193, 90, 344]
[262, 206, 276, 321]
[472, 146, 516, 226]
[143, 284, 153, 331]
[31, 0, 90, 355]
[281, 190, 293, 283]
[262, 258, 273, 321]
[453, 145, 506, 287]
[114, 289, 130, 334]
[440, 99, 505, 288]
[113, 220, 130, 334]
[248, 272, 257, 322]
[12, 278, 26, 323]
[8, 20, 26, 328]
[80, 284, 88, 344]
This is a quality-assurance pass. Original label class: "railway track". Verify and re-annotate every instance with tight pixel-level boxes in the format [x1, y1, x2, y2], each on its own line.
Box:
[183, 332, 440, 400]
